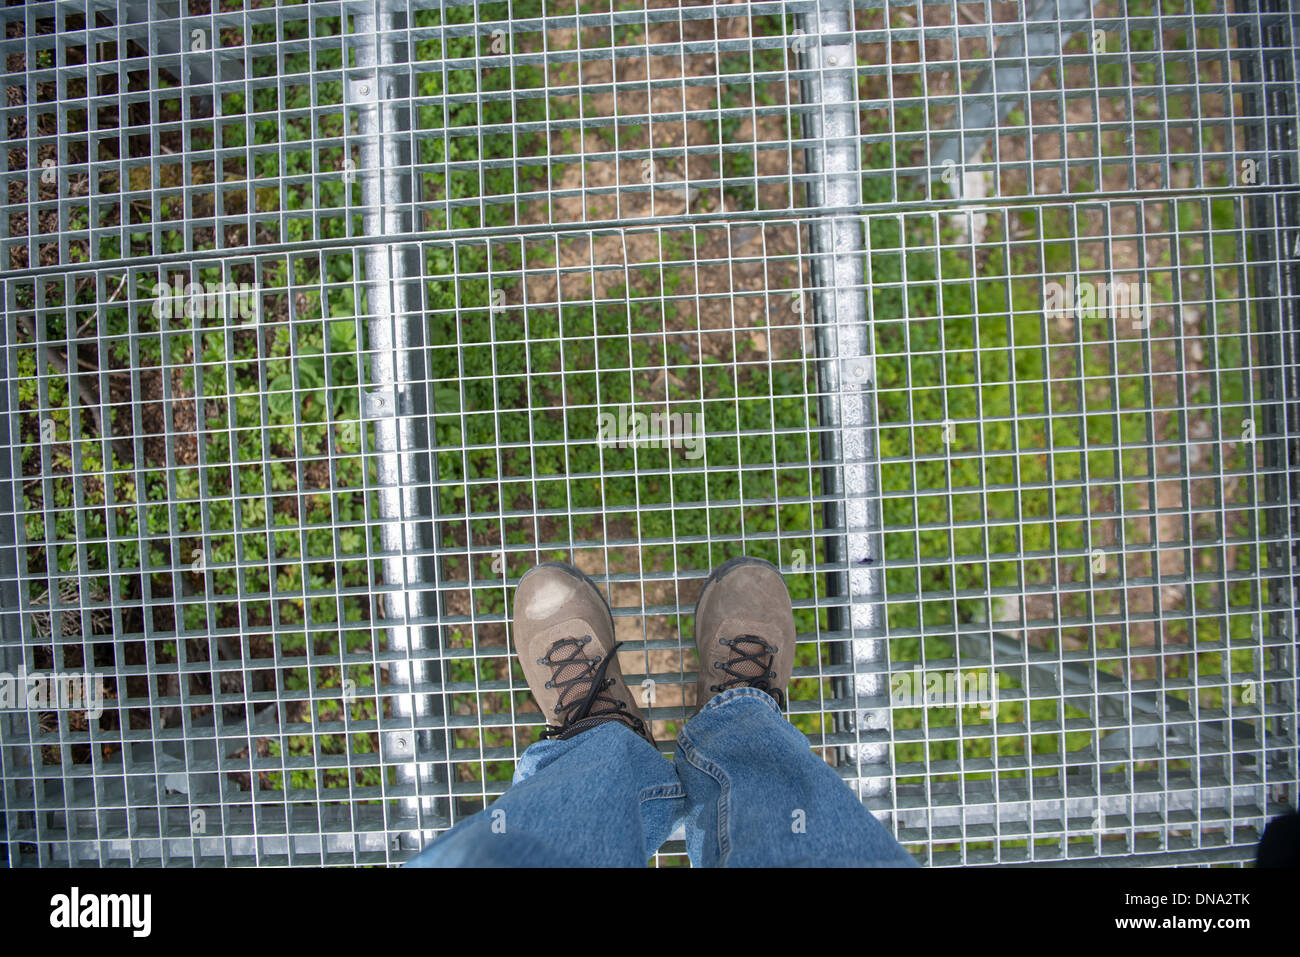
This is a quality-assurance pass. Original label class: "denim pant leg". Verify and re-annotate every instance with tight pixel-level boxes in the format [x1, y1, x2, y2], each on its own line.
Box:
[675, 686, 917, 867]
[406, 720, 684, 867]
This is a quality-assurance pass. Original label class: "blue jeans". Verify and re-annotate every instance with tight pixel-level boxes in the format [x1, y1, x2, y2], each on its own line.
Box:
[407, 687, 916, 867]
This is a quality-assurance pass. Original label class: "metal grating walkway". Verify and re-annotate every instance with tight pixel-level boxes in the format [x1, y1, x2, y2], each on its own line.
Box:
[0, 0, 1297, 866]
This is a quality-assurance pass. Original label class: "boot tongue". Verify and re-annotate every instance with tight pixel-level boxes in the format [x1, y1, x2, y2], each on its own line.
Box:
[547, 639, 624, 718]
[727, 636, 769, 679]
[553, 654, 596, 709]
[543, 640, 649, 745]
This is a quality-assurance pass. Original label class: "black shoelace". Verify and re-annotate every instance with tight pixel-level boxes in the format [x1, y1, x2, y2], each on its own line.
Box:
[538, 637, 647, 741]
[710, 634, 785, 709]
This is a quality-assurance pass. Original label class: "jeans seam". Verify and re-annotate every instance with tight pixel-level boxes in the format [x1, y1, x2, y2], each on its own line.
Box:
[637, 784, 685, 861]
[638, 783, 684, 802]
[678, 734, 732, 866]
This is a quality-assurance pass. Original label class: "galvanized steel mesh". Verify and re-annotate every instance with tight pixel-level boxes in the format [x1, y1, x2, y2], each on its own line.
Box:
[1, 0, 1297, 866]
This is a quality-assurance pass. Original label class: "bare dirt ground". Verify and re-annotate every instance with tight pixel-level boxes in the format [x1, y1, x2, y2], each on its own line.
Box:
[514, 16, 810, 359]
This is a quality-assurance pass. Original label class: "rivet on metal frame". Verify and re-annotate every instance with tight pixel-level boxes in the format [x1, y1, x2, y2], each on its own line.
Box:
[363, 389, 399, 418]
[840, 356, 874, 388]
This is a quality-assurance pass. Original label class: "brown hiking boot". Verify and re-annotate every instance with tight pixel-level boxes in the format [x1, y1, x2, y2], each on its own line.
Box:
[692, 556, 796, 712]
[513, 562, 658, 750]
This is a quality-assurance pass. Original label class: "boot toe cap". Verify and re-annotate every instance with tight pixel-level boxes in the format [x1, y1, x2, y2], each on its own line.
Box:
[516, 567, 583, 623]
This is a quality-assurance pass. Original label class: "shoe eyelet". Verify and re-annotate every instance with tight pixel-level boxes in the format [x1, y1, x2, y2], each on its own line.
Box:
[710, 685, 720, 693]
[769, 671, 776, 678]
[544, 681, 554, 688]
[583, 636, 592, 644]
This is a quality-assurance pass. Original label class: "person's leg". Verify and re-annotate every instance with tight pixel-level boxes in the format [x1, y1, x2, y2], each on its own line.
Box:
[407, 562, 683, 867]
[675, 557, 916, 868]
[407, 720, 681, 867]
[676, 686, 914, 867]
